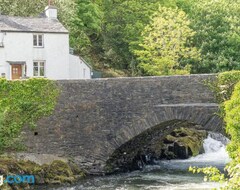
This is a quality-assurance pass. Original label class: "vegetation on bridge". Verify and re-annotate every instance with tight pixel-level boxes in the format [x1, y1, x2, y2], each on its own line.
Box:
[0, 78, 59, 152]
[190, 71, 240, 189]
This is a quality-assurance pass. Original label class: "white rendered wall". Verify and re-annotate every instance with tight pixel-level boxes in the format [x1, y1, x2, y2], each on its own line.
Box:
[0, 32, 70, 80]
[69, 55, 91, 79]
[0, 32, 11, 79]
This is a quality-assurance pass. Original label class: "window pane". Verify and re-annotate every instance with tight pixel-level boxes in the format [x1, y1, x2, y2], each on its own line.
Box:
[33, 35, 37, 46]
[38, 35, 43, 46]
[40, 62, 45, 76]
[40, 66, 44, 76]
[33, 62, 38, 67]
[33, 66, 38, 76]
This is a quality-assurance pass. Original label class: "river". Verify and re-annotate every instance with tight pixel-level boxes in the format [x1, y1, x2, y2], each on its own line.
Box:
[42, 134, 230, 190]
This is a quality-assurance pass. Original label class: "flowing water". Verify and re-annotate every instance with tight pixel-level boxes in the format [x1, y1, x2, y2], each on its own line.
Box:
[43, 133, 230, 190]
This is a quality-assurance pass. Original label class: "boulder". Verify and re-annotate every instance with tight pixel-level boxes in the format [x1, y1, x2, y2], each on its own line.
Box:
[162, 128, 207, 159]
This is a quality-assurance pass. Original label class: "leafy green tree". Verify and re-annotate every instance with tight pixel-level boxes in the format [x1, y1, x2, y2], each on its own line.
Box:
[134, 6, 199, 76]
[101, 0, 177, 74]
[54, 0, 103, 56]
[0, 0, 47, 16]
[70, 0, 103, 55]
[2, 0, 240, 76]
[188, 0, 240, 73]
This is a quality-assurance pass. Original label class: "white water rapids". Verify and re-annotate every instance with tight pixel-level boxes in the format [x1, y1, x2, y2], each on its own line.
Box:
[154, 133, 230, 171]
[44, 133, 230, 190]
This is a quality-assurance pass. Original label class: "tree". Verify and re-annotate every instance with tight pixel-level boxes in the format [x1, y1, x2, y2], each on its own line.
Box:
[101, 0, 177, 74]
[188, 0, 240, 73]
[134, 6, 199, 76]
[71, 0, 102, 54]
[0, 0, 47, 16]
[55, 0, 103, 56]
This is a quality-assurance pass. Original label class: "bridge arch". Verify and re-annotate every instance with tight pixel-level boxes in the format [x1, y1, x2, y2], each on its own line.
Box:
[106, 105, 222, 150]
[101, 106, 222, 173]
[23, 74, 223, 174]
[104, 119, 208, 173]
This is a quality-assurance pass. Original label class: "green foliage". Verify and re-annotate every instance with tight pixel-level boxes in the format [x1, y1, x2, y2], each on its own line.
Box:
[101, 0, 180, 74]
[206, 71, 240, 103]
[189, 151, 240, 189]
[223, 157, 240, 190]
[0, 0, 47, 16]
[188, 0, 240, 73]
[189, 166, 225, 183]
[134, 6, 199, 76]
[0, 78, 59, 152]
[224, 82, 240, 159]
[218, 71, 240, 102]
[1, 0, 240, 76]
[100, 0, 240, 75]
[0, 157, 85, 187]
[60, 0, 103, 55]
[190, 76, 240, 190]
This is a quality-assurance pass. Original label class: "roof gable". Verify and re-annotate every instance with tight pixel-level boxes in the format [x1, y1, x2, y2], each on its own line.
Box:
[0, 15, 68, 34]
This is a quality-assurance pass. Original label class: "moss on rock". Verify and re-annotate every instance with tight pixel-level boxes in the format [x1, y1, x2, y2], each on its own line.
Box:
[0, 157, 85, 189]
[105, 124, 208, 173]
[165, 127, 207, 157]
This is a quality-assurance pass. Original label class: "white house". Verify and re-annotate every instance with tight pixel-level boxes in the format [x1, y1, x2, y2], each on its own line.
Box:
[0, 5, 92, 80]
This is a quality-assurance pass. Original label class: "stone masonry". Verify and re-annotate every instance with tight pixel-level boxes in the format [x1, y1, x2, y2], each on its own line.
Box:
[23, 74, 223, 174]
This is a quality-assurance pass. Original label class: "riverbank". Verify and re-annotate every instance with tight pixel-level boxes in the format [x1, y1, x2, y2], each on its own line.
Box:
[0, 156, 85, 189]
[0, 132, 229, 190]
[34, 134, 229, 190]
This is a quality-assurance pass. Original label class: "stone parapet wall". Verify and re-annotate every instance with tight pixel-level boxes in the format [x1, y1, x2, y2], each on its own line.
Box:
[23, 74, 222, 174]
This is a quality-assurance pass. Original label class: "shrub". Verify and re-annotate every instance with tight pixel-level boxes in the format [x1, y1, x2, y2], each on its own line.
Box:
[207, 71, 240, 103]
[224, 81, 240, 159]
[190, 80, 240, 189]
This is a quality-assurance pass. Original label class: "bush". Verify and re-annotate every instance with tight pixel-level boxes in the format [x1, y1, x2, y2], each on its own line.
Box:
[0, 78, 59, 152]
[207, 71, 240, 103]
[190, 80, 240, 189]
[224, 81, 240, 159]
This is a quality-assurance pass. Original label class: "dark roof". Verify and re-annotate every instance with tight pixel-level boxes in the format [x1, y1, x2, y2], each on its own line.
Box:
[0, 15, 68, 33]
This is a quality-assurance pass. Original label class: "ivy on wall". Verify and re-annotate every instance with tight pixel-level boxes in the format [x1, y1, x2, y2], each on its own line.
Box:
[0, 78, 59, 152]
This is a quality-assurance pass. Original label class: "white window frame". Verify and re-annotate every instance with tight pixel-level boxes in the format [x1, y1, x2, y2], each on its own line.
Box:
[33, 34, 44, 47]
[33, 61, 45, 77]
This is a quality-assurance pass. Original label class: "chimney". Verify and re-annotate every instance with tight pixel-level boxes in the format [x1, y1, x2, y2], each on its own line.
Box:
[44, 1, 57, 19]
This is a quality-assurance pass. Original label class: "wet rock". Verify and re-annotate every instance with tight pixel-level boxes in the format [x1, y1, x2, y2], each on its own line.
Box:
[173, 142, 189, 159]
[161, 128, 207, 159]
[0, 156, 86, 189]
[104, 125, 208, 174]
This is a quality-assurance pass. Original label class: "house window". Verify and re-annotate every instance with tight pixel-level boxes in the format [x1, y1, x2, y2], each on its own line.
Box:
[33, 61, 45, 77]
[33, 34, 44, 47]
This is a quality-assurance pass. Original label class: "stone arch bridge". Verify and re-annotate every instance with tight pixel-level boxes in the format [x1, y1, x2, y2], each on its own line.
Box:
[24, 74, 223, 174]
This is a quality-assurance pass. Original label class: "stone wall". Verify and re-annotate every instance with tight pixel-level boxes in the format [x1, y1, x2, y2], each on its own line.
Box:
[23, 74, 223, 174]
